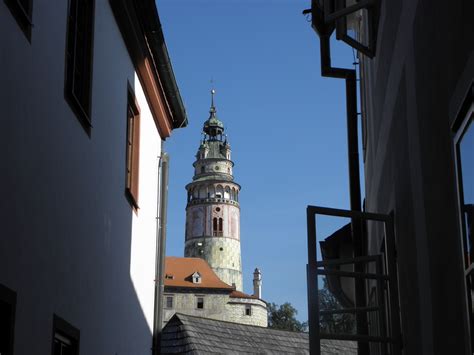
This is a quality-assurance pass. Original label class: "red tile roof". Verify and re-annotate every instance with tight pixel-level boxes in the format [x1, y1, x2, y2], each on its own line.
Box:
[229, 290, 258, 299]
[164, 257, 234, 290]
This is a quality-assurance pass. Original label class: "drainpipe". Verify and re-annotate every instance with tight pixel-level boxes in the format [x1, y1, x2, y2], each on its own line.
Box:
[152, 143, 169, 355]
[314, 26, 368, 355]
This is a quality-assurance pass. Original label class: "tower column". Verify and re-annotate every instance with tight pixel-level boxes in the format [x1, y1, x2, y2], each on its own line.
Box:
[184, 90, 243, 291]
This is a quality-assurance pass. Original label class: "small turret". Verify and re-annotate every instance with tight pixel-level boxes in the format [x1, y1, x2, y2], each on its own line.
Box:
[253, 268, 262, 299]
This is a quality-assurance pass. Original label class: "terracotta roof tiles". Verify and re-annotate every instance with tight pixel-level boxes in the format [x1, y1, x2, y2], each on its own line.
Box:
[164, 257, 234, 290]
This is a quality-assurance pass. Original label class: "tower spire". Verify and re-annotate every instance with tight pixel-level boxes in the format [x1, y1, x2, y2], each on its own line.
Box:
[211, 88, 216, 109]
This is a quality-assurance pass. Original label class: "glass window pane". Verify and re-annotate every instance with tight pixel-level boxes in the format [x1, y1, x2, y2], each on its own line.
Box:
[460, 116, 474, 265]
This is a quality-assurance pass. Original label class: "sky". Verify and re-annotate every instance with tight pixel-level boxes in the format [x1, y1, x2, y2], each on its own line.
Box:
[157, 0, 362, 322]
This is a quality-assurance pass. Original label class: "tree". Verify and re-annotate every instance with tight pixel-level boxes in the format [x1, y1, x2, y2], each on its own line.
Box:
[318, 278, 355, 334]
[267, 302, 308, 332]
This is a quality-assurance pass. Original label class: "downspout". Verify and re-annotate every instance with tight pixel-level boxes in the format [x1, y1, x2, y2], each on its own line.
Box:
[314, 25, 368, 355]
[152, 143, 169, 355]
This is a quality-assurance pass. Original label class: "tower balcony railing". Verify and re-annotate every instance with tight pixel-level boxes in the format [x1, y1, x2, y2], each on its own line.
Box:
[187, 197, 239, 207]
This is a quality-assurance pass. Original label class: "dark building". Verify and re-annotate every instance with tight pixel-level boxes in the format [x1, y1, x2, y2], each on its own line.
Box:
[306, 1, 474, 355]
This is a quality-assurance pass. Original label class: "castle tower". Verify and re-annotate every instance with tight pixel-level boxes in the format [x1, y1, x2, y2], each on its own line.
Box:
[184, 90, 243, 291]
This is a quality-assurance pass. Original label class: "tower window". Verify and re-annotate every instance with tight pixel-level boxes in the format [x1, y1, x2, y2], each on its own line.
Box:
[245, 305, 252, 316]
[201, 166, 205, 173]
[218, 218, 223, 232]
[196, 297, 204, 309]
[213, 218, 217, 233]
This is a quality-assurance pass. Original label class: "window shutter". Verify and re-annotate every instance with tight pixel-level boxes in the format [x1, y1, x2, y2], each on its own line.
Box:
[130, 111, 140, 206]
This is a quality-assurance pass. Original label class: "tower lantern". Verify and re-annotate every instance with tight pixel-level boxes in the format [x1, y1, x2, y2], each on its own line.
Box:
[184, 90, 243, 291]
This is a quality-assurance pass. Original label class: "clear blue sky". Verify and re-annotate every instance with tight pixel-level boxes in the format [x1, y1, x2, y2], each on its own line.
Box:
[158, 0, 362, 322]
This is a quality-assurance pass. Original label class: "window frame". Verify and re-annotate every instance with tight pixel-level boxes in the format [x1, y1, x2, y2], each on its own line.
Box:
[0, 284, 16, 355]
[196, 296, 204, 310]
[453, 92, 474, 352]
[52, 314, 80, 355]
[125, 84, 141, 210]
[4, 0, 33, 41]
[245, 304, 252, 316]
[165, 295, 174, 309]
[64, 0, 95, 133]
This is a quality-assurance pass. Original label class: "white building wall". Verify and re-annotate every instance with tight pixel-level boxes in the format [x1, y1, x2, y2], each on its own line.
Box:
[0, 1, 163, 354]
[162, 292, 267, 327]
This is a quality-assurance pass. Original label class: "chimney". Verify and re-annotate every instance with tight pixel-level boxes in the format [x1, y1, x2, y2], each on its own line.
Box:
[253, 268, 262, 299]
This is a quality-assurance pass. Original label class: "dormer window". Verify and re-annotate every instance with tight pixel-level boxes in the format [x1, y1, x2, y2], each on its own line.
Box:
[192, 272, 202, 284]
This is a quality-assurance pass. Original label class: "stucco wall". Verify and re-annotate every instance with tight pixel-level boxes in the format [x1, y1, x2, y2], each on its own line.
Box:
[163, 291, 267, 327]
[0, 1, 164, 354]
[357, 1, 474, 354]
[224, 298, 268, 327]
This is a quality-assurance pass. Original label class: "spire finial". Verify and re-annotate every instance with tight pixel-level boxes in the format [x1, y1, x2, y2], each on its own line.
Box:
[211, 88, 216, 108]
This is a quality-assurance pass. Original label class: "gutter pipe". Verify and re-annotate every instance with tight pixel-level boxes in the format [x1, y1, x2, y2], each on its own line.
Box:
[152, 143, 169, 355]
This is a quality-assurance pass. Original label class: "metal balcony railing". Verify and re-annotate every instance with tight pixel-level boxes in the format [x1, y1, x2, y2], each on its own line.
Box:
[307, 205, 402, 355]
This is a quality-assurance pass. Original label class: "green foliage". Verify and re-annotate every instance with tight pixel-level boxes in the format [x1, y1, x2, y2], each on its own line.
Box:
[318, 279, 355, 334]
[267, 302, 308, 332]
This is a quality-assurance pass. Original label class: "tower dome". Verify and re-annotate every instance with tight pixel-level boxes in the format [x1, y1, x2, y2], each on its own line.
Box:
[203, 89, 224, 137]
[184, 89, 243, 291]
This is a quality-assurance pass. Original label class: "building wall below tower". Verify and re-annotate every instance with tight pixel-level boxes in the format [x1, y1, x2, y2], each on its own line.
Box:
[162, 291, 267, 328]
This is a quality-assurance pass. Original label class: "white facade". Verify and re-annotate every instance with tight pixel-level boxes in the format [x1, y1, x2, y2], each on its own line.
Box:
[163, 292, 268, 327]
[0, 1, 185, 354]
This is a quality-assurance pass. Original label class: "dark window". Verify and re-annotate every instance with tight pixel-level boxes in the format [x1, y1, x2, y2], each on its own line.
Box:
[201, 166, 205, 173]
[4, 0, 32, 40]
[64, 0, 95, 130]
[245, 305, 252, 316]
[125, 85, 140, 209]
[165, 296, 173, 309]
[0, 284, 16, 355]
[213, 218, 217, 233]
[196, 297, 204, 309]
[52, 315, 79, 355]
[218, 218, 223, 232]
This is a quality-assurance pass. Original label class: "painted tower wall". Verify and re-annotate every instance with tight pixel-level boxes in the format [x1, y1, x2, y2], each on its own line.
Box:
[184, 100, 244, 291]
[184, 201, 242, 291]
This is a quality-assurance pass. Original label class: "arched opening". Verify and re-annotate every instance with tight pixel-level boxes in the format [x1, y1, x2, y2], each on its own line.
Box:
[224, 186, 230, 199]
[218, 218, 223, 232]
[213, 217, 218, 236]
[209, 185, 216, 198]
[216, 185, 224, 199]
[199, 186, 206, 199]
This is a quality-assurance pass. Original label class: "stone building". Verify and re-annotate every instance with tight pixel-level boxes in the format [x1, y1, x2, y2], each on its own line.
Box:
[163, 257, 267, 327]
[163, 91, 268, 327]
